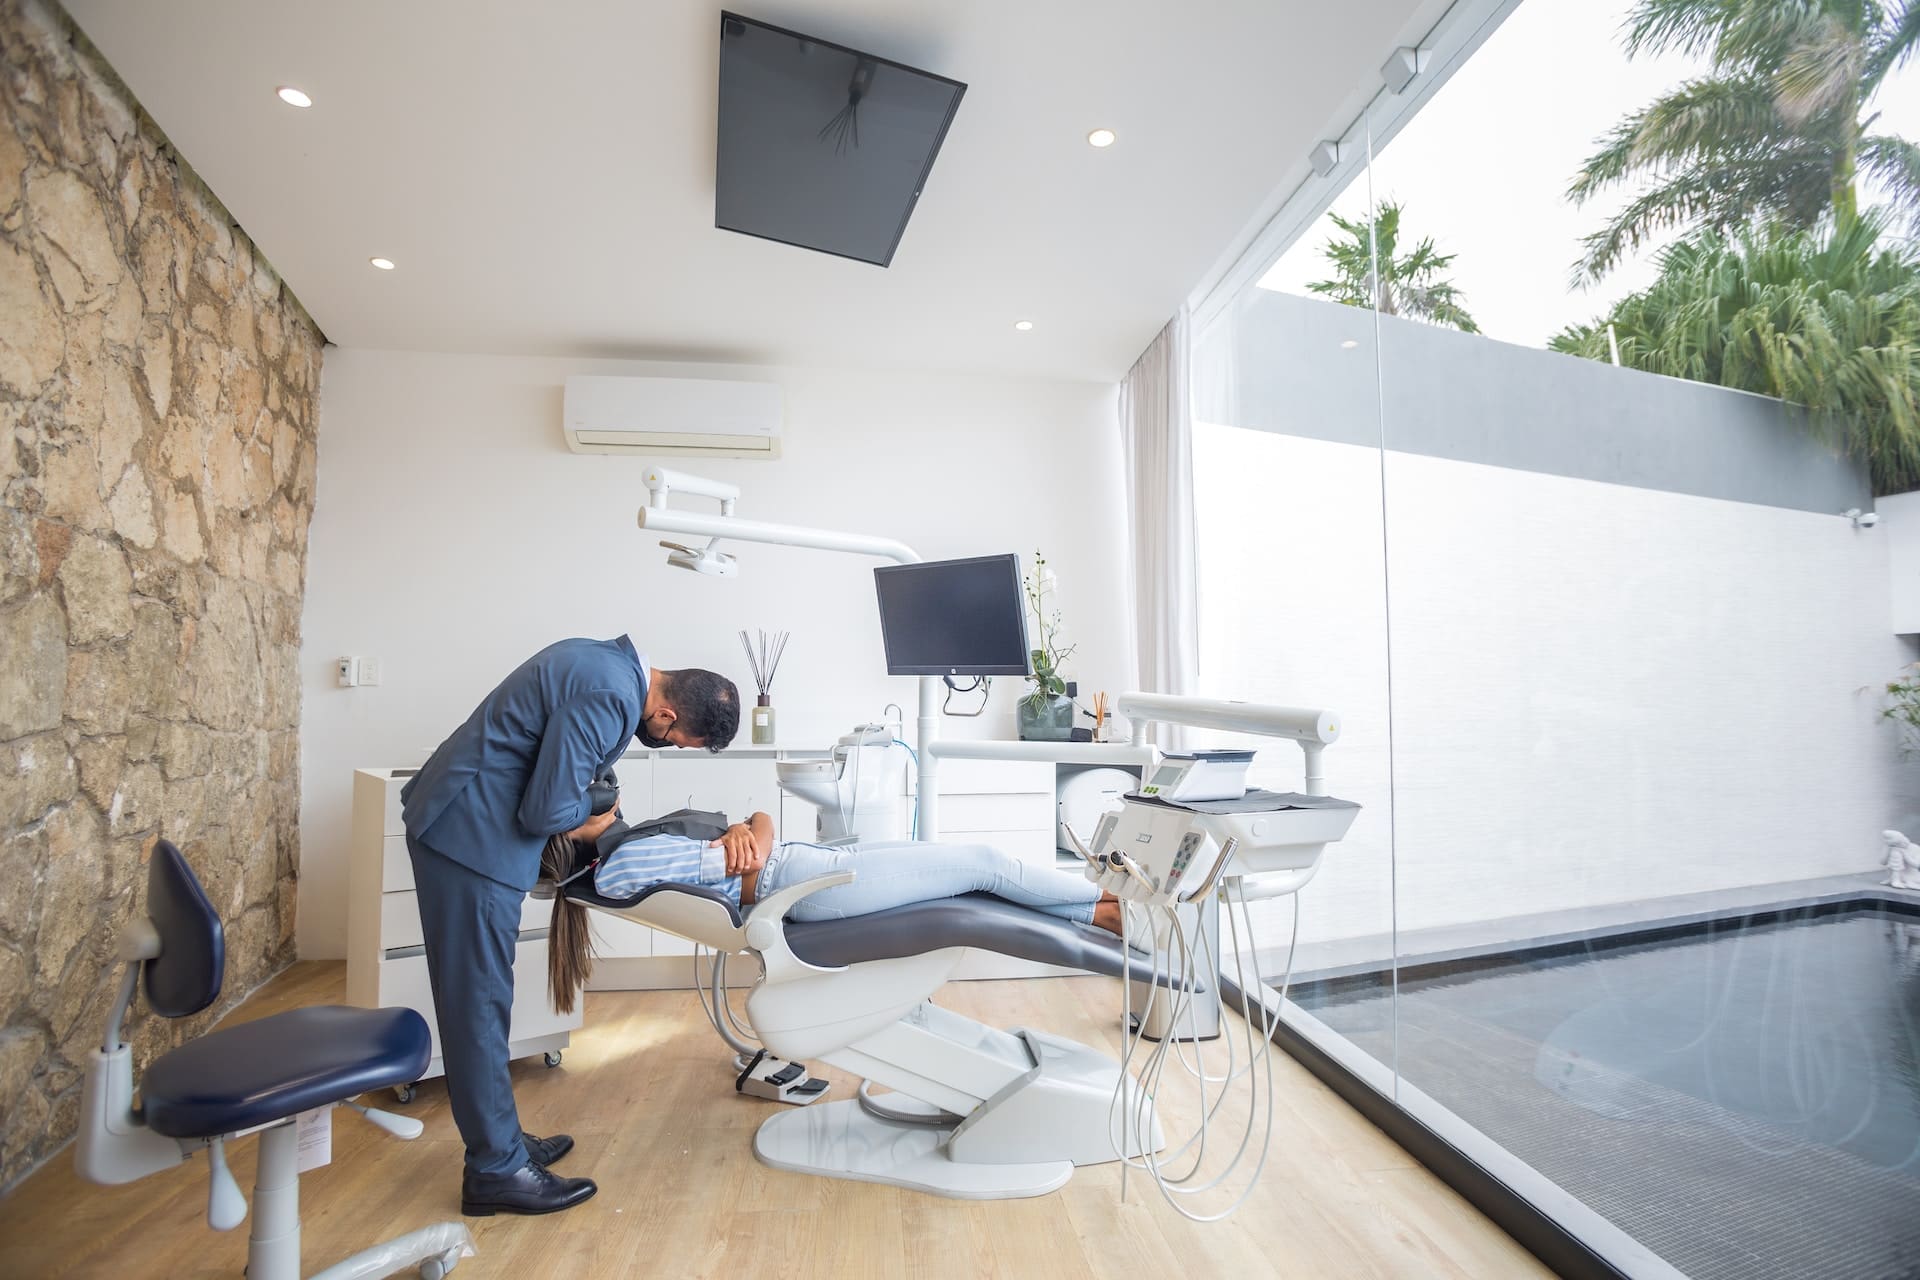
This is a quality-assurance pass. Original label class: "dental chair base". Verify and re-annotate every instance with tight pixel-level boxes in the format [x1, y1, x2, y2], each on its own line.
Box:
[753, 1012, 1159, 1199]
[557, 877, 1182, 1201]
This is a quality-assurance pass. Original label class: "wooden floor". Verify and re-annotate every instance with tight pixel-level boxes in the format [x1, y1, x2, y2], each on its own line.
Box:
[0, 962, 1550, 1279]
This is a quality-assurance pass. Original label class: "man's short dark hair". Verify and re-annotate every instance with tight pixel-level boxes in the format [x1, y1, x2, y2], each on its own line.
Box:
[661, 668, 740, 751]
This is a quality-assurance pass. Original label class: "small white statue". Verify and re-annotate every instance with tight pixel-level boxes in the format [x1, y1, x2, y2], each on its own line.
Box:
[1882, 830, 1920, 891]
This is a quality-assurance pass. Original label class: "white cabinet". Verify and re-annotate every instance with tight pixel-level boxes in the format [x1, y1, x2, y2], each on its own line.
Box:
[924, 758, 1105, 981]
[354, 749, 1138, 995]
[652, 753, 785, 822]
[346, 769, 581, 1089]
[925, 758, 1058, 866]
[586, 746, 827, 984]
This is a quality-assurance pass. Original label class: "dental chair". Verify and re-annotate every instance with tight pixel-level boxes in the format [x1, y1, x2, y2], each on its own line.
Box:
[78, 840, 474, 1279]
[552, 860, 1179, 1199]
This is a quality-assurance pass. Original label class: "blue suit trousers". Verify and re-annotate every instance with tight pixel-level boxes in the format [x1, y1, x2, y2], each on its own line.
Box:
[406, 835, 531, 1177]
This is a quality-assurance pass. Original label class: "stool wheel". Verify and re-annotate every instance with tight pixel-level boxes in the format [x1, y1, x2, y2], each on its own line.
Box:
[393, 1082, 417, 1104]
[543, 1051, 562, 1068]
[420, 1245, 464, 1280]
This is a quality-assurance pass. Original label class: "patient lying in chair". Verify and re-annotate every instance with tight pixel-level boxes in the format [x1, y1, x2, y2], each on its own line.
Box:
[539, 811, 1121, 1011]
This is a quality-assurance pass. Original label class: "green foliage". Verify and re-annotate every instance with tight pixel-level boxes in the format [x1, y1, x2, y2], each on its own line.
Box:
[1307, 201, 1481, 332]
[1022, 550, 1076, 710]
[1882, 662, 1920, 752]
[1570, 0, 1920, 281]
[1551, 214, 1920, 492]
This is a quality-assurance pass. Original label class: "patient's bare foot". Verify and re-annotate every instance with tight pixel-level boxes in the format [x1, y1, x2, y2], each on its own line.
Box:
[1092, 899, 1123, 935]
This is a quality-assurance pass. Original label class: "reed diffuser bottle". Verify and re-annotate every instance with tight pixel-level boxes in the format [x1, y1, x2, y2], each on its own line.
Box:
[741, 629, 789, 746]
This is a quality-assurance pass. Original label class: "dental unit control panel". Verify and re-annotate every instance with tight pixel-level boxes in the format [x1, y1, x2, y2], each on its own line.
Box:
[1076, 785, 1360, 906]
[1134, 749, 1255, 804]
[1078, 802, 1232, 904]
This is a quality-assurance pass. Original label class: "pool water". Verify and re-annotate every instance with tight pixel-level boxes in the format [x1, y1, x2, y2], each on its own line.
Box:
[1294, 904, 1920, 1280]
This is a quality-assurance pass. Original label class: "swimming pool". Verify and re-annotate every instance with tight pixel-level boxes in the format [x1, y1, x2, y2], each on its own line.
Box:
[1289, 899, 1920, 1280]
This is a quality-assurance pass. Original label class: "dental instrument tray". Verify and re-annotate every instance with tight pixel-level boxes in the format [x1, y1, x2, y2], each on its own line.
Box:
[1124, 788, 1359, 815]
[1119, 789, 1362, 860]
[1085, 787, 1363, 902]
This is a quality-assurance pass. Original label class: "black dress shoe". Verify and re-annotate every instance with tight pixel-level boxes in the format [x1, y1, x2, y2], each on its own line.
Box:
[522, 1131, 574, 1167]
[460, 1162, 597, 1217]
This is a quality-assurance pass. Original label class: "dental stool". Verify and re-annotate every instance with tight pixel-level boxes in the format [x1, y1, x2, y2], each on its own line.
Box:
[77, 840, 474, 1279]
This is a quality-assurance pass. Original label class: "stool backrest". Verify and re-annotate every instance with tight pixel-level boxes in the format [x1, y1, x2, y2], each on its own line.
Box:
[143, 840, 225, 1018]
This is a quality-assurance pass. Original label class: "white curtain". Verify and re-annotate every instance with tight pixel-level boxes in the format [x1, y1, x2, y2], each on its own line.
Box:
[1119, 309, 1198, 749]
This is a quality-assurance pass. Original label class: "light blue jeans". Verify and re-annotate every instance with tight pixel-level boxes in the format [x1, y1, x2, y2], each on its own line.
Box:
[754, 840, 1101, 925]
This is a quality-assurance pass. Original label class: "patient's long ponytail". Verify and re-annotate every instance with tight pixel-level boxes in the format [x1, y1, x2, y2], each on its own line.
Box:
[542, 834, 593, 1015]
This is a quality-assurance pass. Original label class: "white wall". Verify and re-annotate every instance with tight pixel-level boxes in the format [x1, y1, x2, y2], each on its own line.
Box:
[1195, 425, 1920, 948]
[298, 349, 1129, 957]
[1881, 490, 1920, 634]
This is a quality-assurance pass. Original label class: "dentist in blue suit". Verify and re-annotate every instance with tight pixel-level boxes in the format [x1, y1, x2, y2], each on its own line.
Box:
[400, 635, 740, 1216]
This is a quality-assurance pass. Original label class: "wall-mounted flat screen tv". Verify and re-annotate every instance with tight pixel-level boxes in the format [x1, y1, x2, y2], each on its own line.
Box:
[716, 12, 966, 267]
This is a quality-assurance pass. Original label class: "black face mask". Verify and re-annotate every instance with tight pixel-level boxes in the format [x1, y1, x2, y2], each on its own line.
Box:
[637, 721, 672, 749]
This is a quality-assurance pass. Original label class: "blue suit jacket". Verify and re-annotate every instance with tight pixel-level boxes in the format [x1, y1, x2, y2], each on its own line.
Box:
[401, 635, 648, 890]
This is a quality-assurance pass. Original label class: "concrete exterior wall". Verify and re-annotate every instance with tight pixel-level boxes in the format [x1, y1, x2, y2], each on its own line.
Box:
[1191, 291, 1915, 950]
[1197, 289, 1872, 515]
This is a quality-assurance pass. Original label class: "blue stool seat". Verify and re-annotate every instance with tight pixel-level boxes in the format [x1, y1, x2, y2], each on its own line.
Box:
[142, 1005, 431, 1139]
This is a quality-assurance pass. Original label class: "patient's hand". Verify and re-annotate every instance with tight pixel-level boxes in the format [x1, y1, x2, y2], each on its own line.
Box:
[714, 822, 766, 876]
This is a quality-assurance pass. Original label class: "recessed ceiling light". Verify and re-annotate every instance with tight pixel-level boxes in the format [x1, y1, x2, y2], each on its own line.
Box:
[276, 86, 313, 108]
[1087, 128, 1116, 148]
[369, 257, 396, 270]
[1340, 339, 1358, 349]
[1014, 320, 1034, 331]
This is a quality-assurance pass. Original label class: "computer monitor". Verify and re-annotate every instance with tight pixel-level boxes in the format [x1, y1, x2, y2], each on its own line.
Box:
[873, 554, 1031, 676]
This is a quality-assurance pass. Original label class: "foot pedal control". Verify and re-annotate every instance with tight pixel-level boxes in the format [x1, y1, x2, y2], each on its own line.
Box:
[735, 1050, 829, 1106]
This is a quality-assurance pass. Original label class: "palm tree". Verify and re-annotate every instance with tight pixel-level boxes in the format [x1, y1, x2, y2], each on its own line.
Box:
[1570, 0, 1920, 282]
[1306, 201, 1481, 332]
[1551, 214, 1920, 491]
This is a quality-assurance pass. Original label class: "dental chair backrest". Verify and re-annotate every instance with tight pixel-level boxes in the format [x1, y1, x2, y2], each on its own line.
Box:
[140, 840, 226, 1021]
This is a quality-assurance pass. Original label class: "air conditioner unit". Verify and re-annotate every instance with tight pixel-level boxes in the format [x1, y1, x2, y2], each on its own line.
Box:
[562, 375, 782, 458]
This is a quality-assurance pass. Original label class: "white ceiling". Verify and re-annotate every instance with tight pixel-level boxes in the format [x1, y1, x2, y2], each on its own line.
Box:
[67, 1, 1430, 381]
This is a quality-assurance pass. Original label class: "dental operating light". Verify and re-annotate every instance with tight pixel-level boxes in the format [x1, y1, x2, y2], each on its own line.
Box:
[635, 462, 946, 839]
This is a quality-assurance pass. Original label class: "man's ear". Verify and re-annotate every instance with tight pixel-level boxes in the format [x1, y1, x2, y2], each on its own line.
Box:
[656, 705, 677, 728]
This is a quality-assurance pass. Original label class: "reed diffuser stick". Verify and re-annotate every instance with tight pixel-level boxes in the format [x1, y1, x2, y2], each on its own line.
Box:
[740, 629, 790, 697]
[741, 630, 790, 744]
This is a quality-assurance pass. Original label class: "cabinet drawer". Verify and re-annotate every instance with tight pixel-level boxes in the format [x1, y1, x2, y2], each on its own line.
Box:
[778, 792, 815, 841]
[382, 834, 414, 891]
[380, 890, 547, 953]
[936, 792, 1054, 833]
[652, 755, 778, 822]
[384, 779, 407, 836]
[590, 913, 656, 958]
[586, 905, 700, 960]
[929, 759, 1053, 794]
[375, 937, 580, 1057]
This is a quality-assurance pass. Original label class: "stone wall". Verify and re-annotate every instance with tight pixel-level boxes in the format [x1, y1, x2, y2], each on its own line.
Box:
[0, 0, 324, 1190]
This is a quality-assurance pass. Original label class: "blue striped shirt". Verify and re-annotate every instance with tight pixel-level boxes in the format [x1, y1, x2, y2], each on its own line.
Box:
[594, 833, 742, 905]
